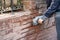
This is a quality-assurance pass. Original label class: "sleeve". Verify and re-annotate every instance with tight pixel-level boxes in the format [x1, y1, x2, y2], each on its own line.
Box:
[44, 0, 60, 18]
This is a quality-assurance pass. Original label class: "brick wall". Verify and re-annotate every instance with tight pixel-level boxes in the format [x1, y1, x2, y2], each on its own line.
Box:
[0, 10, 57, 40]
[23, 0, 47, 12]
[23, 0, 36, 11]
[0, 0, 57, 40]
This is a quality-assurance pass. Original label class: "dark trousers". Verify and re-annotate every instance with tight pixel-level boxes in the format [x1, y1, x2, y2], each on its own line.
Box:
[55, 12, 60, 40]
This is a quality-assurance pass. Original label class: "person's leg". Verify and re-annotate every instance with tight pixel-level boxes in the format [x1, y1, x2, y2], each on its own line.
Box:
[55, 12, 60, 40]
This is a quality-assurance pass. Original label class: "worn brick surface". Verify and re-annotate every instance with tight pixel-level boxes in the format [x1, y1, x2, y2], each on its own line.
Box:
[0, 10, 57, 40]
[0, 0, 57, 40]
[22, 0, 36, 11]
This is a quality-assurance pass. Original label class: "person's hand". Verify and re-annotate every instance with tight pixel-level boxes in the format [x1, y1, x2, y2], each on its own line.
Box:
[33, 15, 47, 25]
[38, 18, 44, 24]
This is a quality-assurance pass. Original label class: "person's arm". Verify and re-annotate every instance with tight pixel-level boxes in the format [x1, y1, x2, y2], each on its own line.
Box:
[33, 0, 60, 25]
[44, 0, 60, 18]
